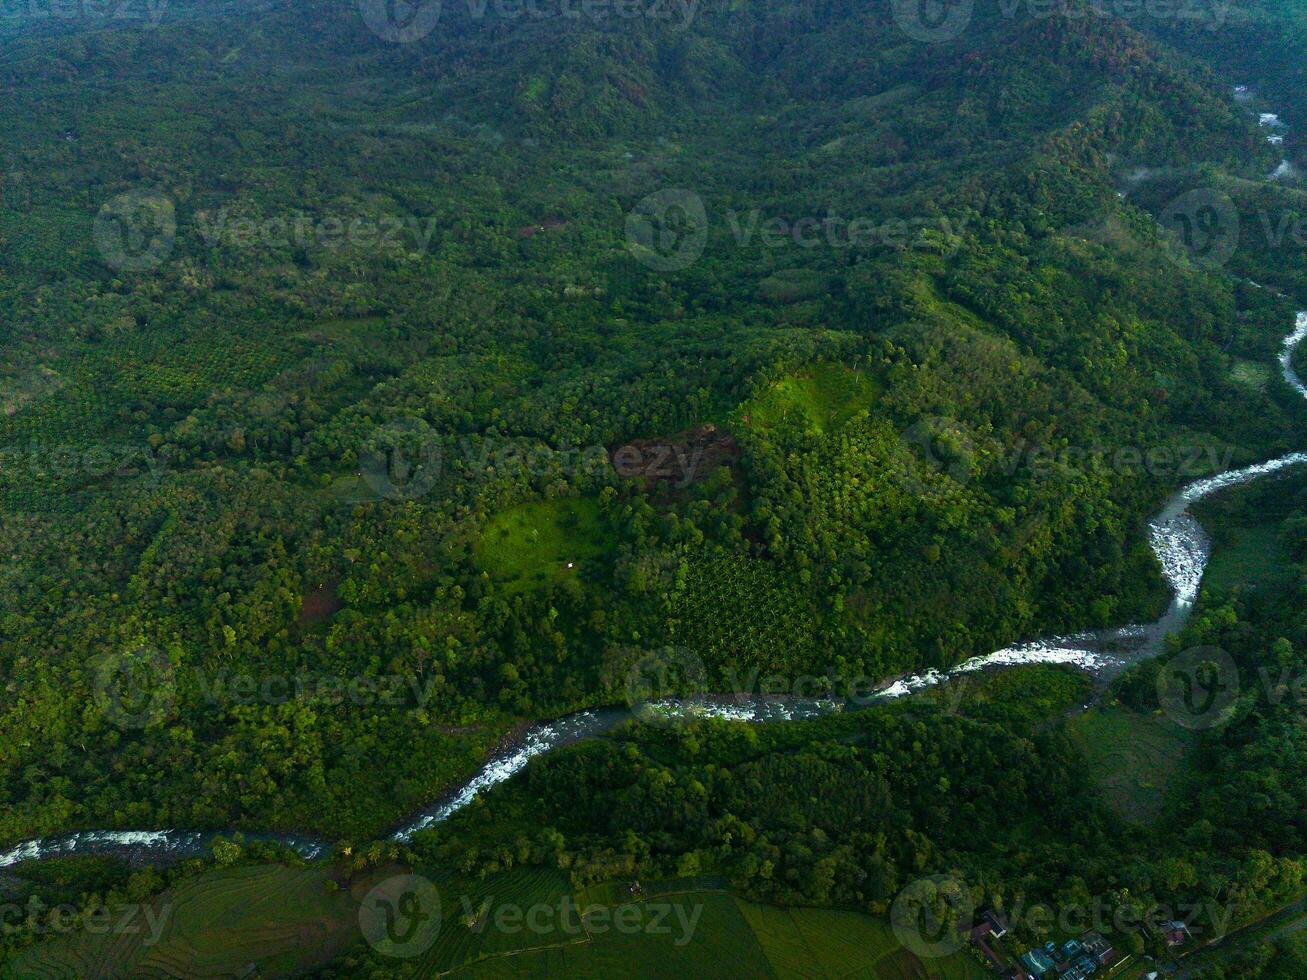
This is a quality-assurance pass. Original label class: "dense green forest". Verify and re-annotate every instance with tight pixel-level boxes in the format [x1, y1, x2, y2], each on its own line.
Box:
[4, 0, 1307, 975]
[310, 475, 1307, 977]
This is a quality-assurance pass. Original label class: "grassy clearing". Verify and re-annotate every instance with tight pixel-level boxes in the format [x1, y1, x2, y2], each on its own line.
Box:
[8, 863, 377, 978]
[1231, 358, 1273, 392]
[474, 499, 610, 594]
[757, 269, 832, 304]
[1066, 705, 1199, 824]
[1196, 471, 1306, 595]
[294, 316, 386, 344]
[1204, 523, 1295, 594]
[740, 364, 878, 437]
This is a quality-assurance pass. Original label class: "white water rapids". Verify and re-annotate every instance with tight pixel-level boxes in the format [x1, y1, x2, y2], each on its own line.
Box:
[3, 313, 1306, 869]
[877, 312, 1307, 697]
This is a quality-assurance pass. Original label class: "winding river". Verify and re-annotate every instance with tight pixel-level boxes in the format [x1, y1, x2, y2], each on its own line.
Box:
[5, 310, 1304, 870]
[3, 323, 1305, 870]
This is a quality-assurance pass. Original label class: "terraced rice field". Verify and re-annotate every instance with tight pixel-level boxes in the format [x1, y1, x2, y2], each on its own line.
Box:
[445, 889, 773, 979]
[1067, 705, 1199, 824]
[7, 863, 376, 978]
[413, 867, 583, 976]
[735, 901, 987, 980]
[10, 864, 989, 978]
[423, 871, 985, 979]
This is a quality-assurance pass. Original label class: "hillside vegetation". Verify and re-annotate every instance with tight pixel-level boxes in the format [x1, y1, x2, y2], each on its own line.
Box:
[4, 1, 1307, 974]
